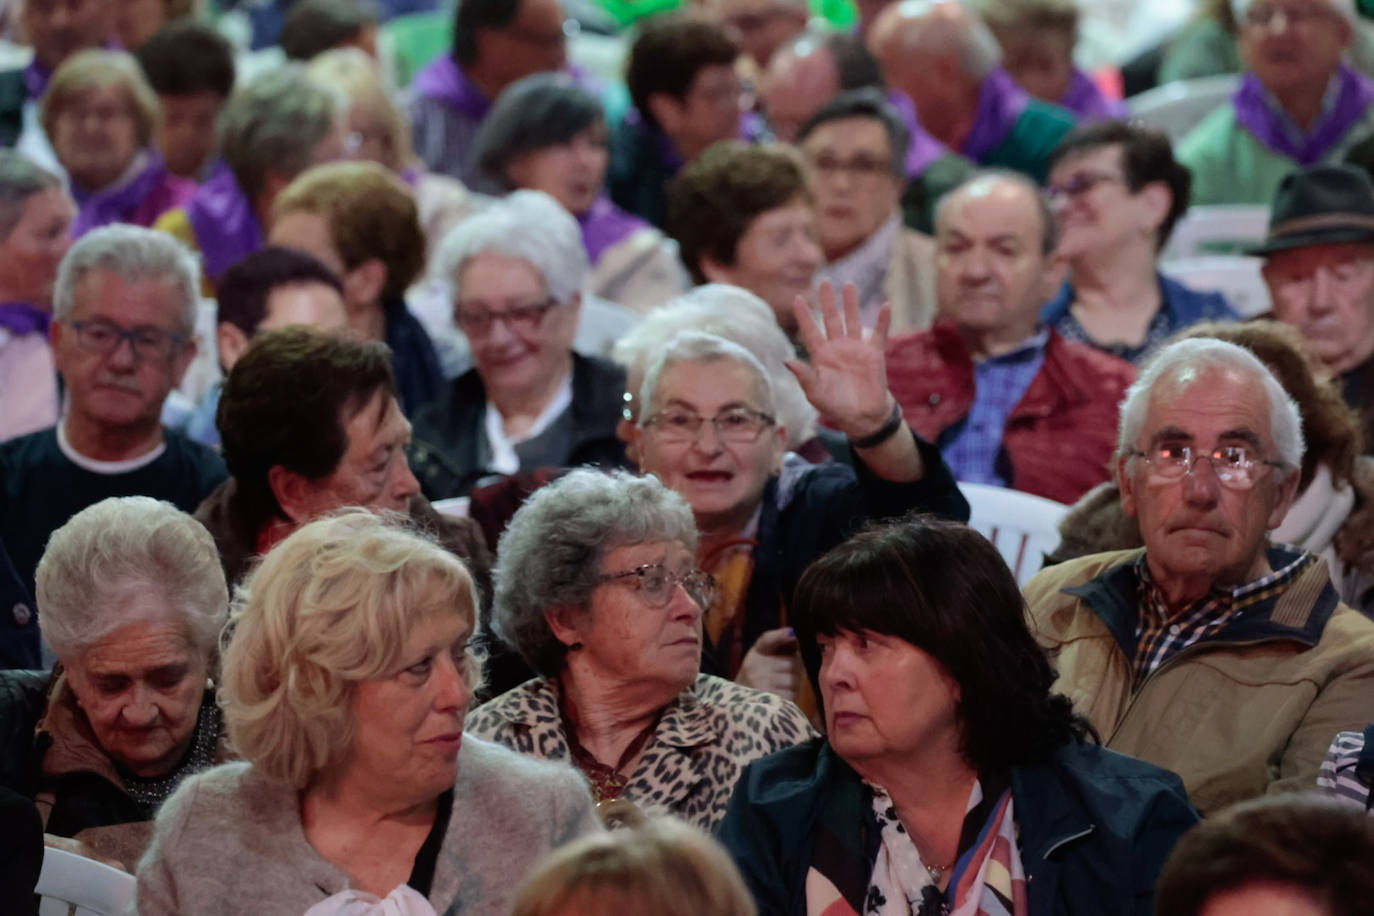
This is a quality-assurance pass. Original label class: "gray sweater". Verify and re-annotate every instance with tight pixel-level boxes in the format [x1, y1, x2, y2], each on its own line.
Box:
[136, 737, 599, 915]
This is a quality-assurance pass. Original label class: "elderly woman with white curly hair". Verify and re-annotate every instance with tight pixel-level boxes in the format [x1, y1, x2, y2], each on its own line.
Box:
[410, 190, 633, 500]
[0, 496, 229, 870]
[137, 510, 598, 916]
[466, 468, 815, 830]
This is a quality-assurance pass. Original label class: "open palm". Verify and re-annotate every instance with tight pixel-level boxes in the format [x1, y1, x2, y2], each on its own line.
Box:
[785, 281, 892, 437]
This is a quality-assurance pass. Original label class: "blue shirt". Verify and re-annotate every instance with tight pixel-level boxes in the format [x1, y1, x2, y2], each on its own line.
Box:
[941, 331, 1049, 486]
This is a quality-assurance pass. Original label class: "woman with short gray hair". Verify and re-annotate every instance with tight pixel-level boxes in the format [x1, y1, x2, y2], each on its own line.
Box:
[153, 64, 345, 287]
[466, 468, 814, 830]
[0, 496, 230, 869]
[409, 191, 633, 499]
[41, 49, 196, 237]
[473, 73, 688, 311]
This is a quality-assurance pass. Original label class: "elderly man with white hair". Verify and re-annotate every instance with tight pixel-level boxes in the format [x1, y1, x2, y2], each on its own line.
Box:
[409, 191, 631, 500]
[867, 0, 1076, 183]
[0, 496, 230, 869]
[0, 225, 226, 597]
[1023, 337, 1374, 816]
[1178, 0, 1374, 206]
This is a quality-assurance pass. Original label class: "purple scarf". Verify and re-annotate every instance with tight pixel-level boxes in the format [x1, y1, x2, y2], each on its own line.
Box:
[578, 196, 647, 264]
[412, 54, 492, 121]
[886, 90, 953, 177]
[186, 161, 263, 284]
[21, 58, 50, 101]
[0, 302, 50, 337]
[71, 151, 196, 238]
[1233, 65, 1374, 166]
[1059, 68, 1128, 122]
[961, 67, 1031, 162]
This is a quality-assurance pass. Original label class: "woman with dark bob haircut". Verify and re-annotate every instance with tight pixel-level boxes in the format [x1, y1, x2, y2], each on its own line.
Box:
[717, 515, 1199, 916]
[471, 74, 688, 312]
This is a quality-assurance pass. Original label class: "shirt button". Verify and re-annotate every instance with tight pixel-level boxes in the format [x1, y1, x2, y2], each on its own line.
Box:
[928, 393, 940, 406]
[12, 602, 31, 627]
[1169, 624, 1181, 635]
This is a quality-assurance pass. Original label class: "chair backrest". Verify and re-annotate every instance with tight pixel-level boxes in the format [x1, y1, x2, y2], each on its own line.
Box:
[1159, 255, 1273, 318]
[960, 483, 1069, 587]
[1128, 73, 1241, 142]
[35, 847, 136, 916]
[1161, 205, 1271, 260]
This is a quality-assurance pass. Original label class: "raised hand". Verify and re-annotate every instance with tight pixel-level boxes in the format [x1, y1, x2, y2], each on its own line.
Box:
[785, 280, 895, 439]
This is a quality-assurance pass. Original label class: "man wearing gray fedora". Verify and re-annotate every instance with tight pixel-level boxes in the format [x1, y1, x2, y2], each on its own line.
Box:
[1256, 163, 1374, 451]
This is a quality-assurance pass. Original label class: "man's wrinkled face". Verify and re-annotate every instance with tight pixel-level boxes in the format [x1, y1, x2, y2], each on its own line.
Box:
[1263, 241, 1374, 376]
[1239, 0, 1352, 99]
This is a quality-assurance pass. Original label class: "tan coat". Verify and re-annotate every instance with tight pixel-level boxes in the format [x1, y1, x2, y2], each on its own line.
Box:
[884, 228, 938, 336]
[1023, 548, 1374, 816]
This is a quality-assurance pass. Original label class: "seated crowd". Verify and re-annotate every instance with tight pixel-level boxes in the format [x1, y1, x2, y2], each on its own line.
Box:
[4, 0, 1374, 914]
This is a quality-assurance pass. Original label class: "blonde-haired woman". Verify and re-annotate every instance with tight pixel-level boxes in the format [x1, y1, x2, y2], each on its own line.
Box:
[512, 818, 756, 916]
[137, 510, 597, 915]
[42, 49, 195, 237]
[306, 48, 485, 265]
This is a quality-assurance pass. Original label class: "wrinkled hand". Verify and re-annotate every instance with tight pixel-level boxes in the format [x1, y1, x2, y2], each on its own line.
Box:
[735, 627, 800, 702]
[1335, 455, 1374, 572]
[786, 281, 893, 439]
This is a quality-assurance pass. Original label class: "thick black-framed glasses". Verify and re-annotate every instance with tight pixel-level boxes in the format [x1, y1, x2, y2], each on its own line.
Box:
[68, 319, 186, 362]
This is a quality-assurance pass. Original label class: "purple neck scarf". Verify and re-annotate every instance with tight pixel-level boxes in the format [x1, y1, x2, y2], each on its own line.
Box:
[961, 68, 1031, 162]
[1059, 68, 1128, 122]
[21, 58, 50, 101]
[1233, 65, 1374, 166]
[886, 90, 952, 177]
[186, 161, 263, 284]
[0, 302, 50, 337]
[70, 151, 184, 238]
[412, 54, 493, 121]
[578, 196, 648, 264]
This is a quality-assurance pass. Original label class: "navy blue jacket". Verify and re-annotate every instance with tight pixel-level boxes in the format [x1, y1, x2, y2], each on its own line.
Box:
[717, 738, 1198, 916]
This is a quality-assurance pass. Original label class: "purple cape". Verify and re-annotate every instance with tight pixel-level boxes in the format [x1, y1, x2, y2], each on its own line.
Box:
[0, 302, 49, 337]
[1232, 65, 1374, 166]
[578, 196, 648, 264]
[71, 151, 197, 238]
[1059, 69, 1128, 122]
[887, 90, 954, 177]
[186, 162, 264, 284]
[961, 68, 1031, 162]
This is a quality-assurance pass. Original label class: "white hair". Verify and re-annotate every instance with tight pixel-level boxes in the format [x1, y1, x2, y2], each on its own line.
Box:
[611, 284, 817, 445]
[432, 190, 588, 304]
[1231, 0, 1355, 25]
[1117, 338, 1305, 476]
[35, 497, 229, 660]
[639, 331, 778, 424]
[53, 224, 202, 333]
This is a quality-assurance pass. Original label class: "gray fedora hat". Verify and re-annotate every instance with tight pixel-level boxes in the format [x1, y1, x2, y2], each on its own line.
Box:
[1248, 164, 1374, 256]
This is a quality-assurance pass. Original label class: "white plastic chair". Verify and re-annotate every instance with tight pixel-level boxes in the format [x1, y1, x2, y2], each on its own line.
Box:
[960, 483, 1069, 587]
[1159, 255, 1272, 318]
[1161, 205, 1271, 261]
[35, 847, 136, 916]
[1128, 74, 1241, 142]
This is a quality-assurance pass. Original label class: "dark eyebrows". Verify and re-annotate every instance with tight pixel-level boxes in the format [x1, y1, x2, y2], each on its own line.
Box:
[1148, 426, 1193, 445]
[1218, 429, 1263, 450]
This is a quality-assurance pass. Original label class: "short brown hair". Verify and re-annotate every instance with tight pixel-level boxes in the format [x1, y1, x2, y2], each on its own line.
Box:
[42, 49, 161, 148]
[667, 141, 810, 284]
[1154, 793, 1374, 916]
[626, 15, 738, 133]
[273, 161, 425, 301]
[1182, 320, 1363, 490]
[217, 326, 397, 526]
[511, 818, 756, 916]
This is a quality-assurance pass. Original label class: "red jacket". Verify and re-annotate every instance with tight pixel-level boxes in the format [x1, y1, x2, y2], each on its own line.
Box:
[886, 322, 1136, 505]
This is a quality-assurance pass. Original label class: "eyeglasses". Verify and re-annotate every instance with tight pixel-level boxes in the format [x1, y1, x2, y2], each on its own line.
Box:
[807, 153, 896, 183]
[504, 18, 577, 49]
[1243, 3, 1336, 28]
[642, 407, 776, 444]
[597, 563, 717, 609]
[1128, 444, 1285, 489]
[454, 297, 560, 336]
[1045, 171, 1126, 204]
[68, 319, 187, 362]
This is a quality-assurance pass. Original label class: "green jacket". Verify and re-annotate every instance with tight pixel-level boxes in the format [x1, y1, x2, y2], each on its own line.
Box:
[1023, 547, 1374, 815]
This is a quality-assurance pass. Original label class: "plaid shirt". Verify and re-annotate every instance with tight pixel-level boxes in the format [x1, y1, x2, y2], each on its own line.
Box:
[1133, 550, 1318, 688]
[942, 330, 1048, 486]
